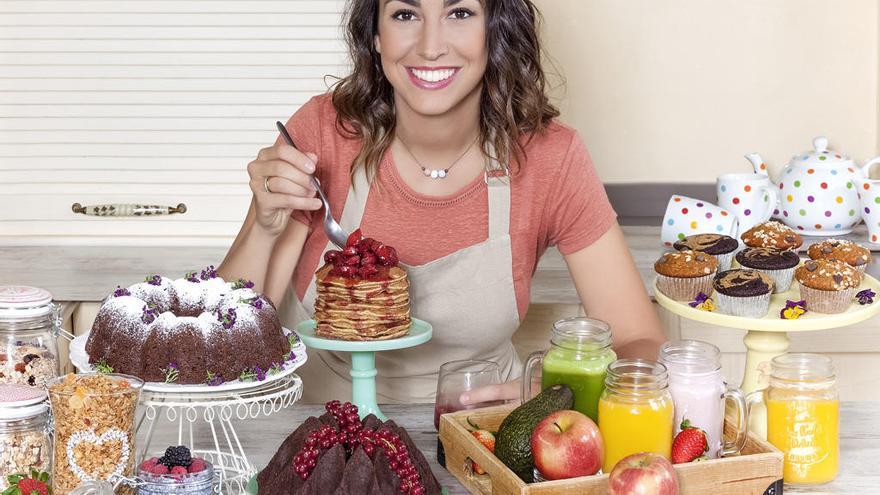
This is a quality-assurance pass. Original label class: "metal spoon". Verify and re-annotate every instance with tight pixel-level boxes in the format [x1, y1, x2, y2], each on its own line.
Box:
[275, 121, 349, 249]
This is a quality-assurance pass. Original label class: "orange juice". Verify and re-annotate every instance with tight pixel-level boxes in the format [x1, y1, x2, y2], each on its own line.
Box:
[598, 359, 675, 473]
[767, 398, 839, 484]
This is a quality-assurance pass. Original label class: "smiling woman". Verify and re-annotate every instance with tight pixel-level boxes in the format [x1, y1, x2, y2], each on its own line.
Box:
[218, 0, 666, 404]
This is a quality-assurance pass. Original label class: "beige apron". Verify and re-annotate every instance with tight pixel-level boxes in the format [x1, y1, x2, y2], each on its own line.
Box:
[280, 164, 522, 404]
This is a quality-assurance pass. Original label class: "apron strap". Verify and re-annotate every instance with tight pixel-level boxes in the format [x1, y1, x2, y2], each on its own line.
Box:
[486, 169, 510, 240]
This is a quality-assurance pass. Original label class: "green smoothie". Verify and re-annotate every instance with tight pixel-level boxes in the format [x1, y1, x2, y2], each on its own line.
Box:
[540, 347, 616, 422]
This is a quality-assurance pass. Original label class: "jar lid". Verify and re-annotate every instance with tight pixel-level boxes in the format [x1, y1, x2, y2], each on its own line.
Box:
[0, 384, 49, 420]
[0, 286, 55, 320]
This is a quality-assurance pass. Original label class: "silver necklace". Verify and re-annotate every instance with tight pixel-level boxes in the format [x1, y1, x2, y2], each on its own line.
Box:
[397, 134, 478, 179]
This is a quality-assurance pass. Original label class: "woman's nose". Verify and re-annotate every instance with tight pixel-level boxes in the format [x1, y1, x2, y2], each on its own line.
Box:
[416, 20, 448, 60]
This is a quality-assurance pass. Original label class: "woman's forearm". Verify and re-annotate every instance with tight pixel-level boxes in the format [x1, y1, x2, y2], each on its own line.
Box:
[217, 199, 280, 292]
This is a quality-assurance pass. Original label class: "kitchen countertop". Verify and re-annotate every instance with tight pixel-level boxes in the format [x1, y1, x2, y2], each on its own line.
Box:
[2, 224, 878, 305]
[141, 402, 878, 494]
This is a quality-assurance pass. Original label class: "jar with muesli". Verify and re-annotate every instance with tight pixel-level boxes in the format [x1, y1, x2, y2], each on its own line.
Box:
[0, 384, 52, 491]
[48, 373, 143, 495]
[0, 286, 64, 388]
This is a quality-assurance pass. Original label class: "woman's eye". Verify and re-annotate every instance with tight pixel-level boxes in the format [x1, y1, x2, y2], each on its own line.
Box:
[449, 8, 474, 20]
[392, 9, 418, 21]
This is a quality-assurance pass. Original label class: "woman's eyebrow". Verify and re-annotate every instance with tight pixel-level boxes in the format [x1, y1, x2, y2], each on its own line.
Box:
[384, 0, 465, 7]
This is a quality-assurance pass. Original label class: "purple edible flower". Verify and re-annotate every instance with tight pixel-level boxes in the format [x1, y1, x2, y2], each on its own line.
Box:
[214, 307, 237, 329]
[285, 351, 297, 363]
[857, 289, 875, 305]
[780, 299, 807, 319]
[205, 371, 224, 386]
[184, 270, 201, 283]
[688, 292, 710, 308]
[141, 304, 159, 324]
[245, 296, 264, 310]
[113, 286, 131, 297]
[254, 366, 267, 381]
[200, 265, 218, 280]
[233, 279, 255, 290]
[145, 274, 162, 286]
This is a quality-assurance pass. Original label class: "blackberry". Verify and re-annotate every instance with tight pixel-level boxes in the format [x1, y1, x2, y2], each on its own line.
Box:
[158, 445, 192, 468]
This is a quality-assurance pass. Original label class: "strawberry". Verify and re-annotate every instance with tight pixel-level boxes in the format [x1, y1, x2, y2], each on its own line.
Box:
[671, 419, 709, 464]
[470, 429, 496, 475]
[17, 478, 49, 495]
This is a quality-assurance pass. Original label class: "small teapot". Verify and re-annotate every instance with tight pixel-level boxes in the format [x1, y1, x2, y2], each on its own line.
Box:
[745, 136, 880, 236]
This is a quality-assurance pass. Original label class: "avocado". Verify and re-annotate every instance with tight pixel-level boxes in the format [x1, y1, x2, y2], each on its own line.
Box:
[494, 384, 574, 483]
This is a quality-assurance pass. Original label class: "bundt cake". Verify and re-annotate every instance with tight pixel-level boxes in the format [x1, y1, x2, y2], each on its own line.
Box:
[85, 266, 291, 385]
[314, 229, 412, 341]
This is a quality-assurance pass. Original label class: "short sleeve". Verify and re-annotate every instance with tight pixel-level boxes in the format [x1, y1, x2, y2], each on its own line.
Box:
[546, 133, 617, 254]
[278, 96, 324, 226]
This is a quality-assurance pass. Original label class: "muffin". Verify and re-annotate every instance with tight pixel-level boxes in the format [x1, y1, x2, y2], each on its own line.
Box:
[713, 269, 774, 318]
[807, 239, 872, 273]
[673, 234, 739, 271]
[740, 221, 803, 251]
[795, 259, 861, 314]
[735, 247, 801, 293]
[654, 250, 718, 301]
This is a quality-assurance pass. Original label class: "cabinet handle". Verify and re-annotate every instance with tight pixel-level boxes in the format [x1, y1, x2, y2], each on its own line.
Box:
[71, 203, 187, 216]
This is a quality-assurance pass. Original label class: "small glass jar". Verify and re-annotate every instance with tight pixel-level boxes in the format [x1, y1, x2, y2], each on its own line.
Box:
[598, 359, 674, 473]
[658, 340, 747, 459]
[748, 353, 839, 485]
[522, 317, 617, 422]
[0, 286, 63, 388]
[0, 384, 53, 491]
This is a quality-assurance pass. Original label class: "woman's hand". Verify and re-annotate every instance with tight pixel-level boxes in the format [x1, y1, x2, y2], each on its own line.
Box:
[459, 379, 523, 407]
[247, 143, 323, 237]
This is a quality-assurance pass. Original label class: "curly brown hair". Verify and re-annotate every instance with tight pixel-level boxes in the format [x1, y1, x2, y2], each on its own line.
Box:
[331, 0, 559, 181]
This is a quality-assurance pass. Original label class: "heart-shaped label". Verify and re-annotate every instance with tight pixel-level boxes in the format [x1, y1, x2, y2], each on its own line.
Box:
[66, 428, 130, 482]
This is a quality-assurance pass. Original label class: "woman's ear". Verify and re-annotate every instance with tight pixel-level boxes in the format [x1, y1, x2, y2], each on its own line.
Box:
[374, 34, 381, 54]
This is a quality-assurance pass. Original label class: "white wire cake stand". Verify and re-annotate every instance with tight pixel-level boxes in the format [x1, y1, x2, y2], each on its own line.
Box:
[136, 374, 302, 494]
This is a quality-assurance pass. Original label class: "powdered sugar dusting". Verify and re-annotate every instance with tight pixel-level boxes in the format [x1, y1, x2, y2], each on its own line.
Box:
[201, 277, 231, 311]
[170, 278, 203, 310]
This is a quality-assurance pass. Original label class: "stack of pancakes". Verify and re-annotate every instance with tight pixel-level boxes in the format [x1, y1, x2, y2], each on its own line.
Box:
[314, 264, 412, 340]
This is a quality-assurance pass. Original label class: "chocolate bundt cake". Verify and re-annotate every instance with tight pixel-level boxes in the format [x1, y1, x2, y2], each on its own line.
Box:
[258, 402, 442, 495]
[85, 267, 290, 385]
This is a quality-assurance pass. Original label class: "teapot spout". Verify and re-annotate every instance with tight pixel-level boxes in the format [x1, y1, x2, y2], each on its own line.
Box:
[745, 153, 769, 176]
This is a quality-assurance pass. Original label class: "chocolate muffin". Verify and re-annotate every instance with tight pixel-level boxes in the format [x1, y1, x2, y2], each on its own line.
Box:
[654, 250, 718, 301]
[673, 234, 739, 270]
[795, 259, 861, 314]
[740, 221, 803, 251]
[735, 247, 801, 293]
[713, 269, 774, 318]
[807, 239, 872, 273]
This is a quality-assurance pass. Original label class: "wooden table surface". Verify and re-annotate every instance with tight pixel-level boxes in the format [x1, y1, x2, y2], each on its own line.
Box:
[139, 402, 879, 494]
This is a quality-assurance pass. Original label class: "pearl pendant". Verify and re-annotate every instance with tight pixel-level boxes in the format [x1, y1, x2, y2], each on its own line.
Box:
[421, 167, 449, 179]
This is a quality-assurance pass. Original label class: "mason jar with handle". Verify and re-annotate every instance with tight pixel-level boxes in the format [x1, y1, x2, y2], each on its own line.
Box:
[658, 340, 748, 459]
[521, 317, 616, 422]
[746, 353, 839, 485]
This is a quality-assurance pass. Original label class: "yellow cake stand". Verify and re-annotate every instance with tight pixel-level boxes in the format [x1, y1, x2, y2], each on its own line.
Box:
[654, 272, 880, 437]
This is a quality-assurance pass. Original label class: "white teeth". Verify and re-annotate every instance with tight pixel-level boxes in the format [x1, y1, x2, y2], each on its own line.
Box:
[411, 68, 455, 83]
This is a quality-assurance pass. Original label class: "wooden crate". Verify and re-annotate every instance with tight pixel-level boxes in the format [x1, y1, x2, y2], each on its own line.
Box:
[439, 404, 784, 495]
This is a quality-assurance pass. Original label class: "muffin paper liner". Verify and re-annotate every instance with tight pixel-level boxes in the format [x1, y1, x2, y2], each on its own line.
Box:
[754, 266, 797, 293]
[715, 291, 771, 318]
[656, 273, 714, 302]
[714, 251, 734, 271]
[798, 283, 857, 314]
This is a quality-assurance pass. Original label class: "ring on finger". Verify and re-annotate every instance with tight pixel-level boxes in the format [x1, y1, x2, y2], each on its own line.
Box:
[264, 176, 272, 194]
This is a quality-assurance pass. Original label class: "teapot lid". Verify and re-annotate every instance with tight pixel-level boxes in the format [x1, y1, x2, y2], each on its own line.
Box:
[793, 136, 852, 166]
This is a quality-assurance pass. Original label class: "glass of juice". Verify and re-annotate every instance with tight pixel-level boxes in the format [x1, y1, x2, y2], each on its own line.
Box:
[521, 317, 616, 422]
[598, 359, 674, 473]
[747, 353, 839, 485]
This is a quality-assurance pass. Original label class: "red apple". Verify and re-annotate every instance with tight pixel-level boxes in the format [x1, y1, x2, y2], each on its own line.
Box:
[530, 410, 603, 480]
[608, 452, 679, 495]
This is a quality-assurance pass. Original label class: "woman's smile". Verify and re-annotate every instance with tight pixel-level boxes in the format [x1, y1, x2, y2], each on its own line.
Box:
[406, 66, 460, 90]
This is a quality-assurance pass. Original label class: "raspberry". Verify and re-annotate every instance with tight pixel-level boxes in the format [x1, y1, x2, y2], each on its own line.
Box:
[189, 458, 207, 473]
[324, 250, 342, 264]
[171, 466, 189, 476]
[139, 459, 157, 472]
[152, 464, 170, 475]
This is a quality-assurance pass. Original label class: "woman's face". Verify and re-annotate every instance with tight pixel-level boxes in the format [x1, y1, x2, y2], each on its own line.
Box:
[376, 0, 487, 118]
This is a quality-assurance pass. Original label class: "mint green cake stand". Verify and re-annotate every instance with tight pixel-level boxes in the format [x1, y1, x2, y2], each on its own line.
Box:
[295, 318, 432, 421]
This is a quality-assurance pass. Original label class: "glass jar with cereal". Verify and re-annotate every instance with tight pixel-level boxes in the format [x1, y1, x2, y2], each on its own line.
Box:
[0, 384, 52, 491]
[0, 286, 64, 388]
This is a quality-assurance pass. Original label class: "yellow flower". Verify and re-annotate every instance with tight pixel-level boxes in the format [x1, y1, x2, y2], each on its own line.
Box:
[783, 306, 806, 320]
[699, 299, 715, 312]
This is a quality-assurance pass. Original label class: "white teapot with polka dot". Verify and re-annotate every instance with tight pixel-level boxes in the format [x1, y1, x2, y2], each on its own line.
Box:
[745, 136, 880, 236]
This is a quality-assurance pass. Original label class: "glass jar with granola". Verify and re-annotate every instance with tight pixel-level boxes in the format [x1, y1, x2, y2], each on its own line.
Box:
[0, 286, 63, 388]
[0, 384, 52, 491]
[48, 373, 143, 495]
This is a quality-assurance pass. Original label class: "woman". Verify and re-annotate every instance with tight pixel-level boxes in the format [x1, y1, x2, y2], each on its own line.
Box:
[218, 0, 665, 404]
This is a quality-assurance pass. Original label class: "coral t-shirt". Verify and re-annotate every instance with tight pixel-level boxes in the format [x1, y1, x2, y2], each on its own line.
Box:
[284, 94, 616, 320]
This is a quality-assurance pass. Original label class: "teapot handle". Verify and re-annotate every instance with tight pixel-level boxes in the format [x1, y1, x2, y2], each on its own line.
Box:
[861, 156, 880, 179]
